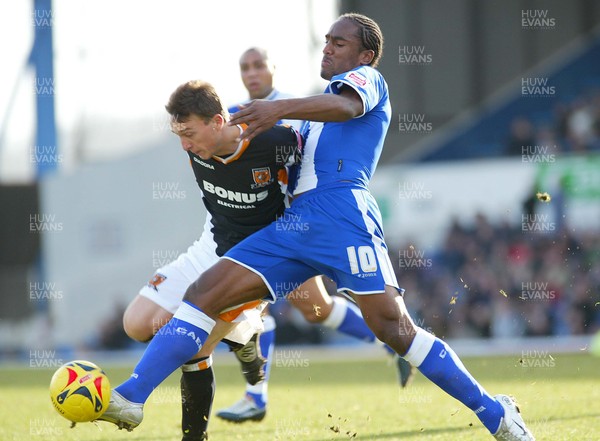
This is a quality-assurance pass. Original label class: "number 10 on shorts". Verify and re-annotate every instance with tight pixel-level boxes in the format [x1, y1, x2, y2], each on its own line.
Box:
[346, 246, 378, 274]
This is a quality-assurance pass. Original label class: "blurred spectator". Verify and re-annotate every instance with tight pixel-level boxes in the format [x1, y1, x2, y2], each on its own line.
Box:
[505, 116, 536, 156]
[535, 126, 563, 155]
[94, 302, 130, 349]
[567, 98, 596, 151]
[491, 299, 526, 338]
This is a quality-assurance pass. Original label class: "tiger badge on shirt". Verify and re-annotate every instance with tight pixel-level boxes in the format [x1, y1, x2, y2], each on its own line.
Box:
[251, 167, 272, 189]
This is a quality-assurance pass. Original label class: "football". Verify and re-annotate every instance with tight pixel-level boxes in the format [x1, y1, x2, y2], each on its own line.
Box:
[49, 360, 111, 423]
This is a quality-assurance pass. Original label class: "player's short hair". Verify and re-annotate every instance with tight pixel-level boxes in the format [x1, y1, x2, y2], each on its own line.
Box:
[240, 47, 270, 63]
[340, 13, 384, 68]
[165, 80, 228, 122]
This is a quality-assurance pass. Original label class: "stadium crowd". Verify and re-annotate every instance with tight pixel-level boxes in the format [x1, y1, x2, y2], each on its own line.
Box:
[395, 212, 600, 339]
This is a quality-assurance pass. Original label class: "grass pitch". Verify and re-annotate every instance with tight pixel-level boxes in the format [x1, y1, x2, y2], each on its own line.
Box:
[1, 352, 598, 440]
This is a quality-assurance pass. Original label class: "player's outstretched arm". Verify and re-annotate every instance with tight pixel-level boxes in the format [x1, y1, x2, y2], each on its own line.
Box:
[230, 87, 363, 140]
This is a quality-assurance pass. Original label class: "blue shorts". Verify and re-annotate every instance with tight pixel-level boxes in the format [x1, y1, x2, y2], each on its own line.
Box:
[224, 185, 399, 302]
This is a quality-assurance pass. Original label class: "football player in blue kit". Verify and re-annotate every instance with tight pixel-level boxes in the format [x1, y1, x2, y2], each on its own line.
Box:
[103, 13, 535, 441]
[218, 46, 414, 424]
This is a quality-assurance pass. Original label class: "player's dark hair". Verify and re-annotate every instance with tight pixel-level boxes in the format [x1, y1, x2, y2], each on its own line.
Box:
[340, 13, 384, 68]
[165, 80, 227, 122]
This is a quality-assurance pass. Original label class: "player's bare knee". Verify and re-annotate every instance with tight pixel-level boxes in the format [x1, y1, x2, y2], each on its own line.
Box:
[183, 280, 205, 307]
[290, 296, 333, 324]
[371, 316, 415, 355]
[183, 282, 219, 317]
[123, 313, 153, 343]
[364, 317, 387, 342]
[302, 307, 327, 324]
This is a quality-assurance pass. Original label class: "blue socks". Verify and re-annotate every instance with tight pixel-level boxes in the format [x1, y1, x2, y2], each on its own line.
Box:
[115, 299, 504, 435]
[404, 328, 504, 434]
[115, 302, 214, 404]
[322, 296, 376, 342]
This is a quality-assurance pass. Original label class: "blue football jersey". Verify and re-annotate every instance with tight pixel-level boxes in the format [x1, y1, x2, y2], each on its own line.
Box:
[225, 66, 398, 299]
[291, 66, 391, 194]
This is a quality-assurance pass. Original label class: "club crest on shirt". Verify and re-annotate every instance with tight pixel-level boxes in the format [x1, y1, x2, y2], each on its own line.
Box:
[251, 167, 273, 189]
[148, 273, 167, 292]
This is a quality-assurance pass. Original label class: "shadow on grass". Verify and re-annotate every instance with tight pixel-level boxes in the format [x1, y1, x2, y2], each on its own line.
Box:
[530, 411, 600, 424]
[310, 424, 476, 440]
[308, 411, 600, 440]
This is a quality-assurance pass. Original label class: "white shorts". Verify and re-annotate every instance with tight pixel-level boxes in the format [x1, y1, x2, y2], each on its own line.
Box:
[139, 221, 265, 344]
